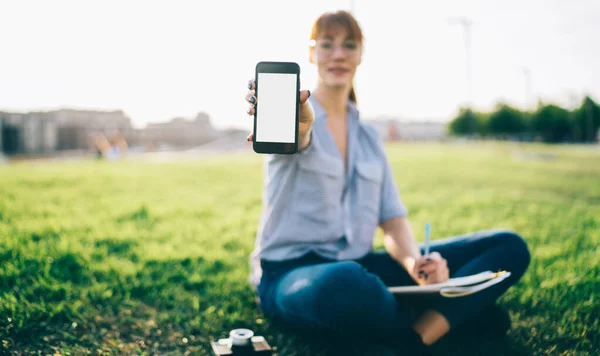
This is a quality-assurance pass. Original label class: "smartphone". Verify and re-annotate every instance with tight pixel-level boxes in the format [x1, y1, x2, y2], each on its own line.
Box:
[253, 61, 300, 154]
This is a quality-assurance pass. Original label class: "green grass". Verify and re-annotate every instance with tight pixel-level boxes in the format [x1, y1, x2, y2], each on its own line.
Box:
[0, 142, 599, 355]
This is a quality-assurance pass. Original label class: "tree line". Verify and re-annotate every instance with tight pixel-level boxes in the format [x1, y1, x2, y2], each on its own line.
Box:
[448, 96, 600, 143]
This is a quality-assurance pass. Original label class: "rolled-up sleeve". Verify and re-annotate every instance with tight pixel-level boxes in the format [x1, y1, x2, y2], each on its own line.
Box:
[378, 149, 408, 224]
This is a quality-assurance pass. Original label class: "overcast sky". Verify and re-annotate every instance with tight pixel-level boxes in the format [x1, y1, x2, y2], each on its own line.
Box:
[1, 0, 599, 130]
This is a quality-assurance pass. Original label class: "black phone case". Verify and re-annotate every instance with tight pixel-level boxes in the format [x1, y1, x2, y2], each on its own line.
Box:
[253, 61, 300, 155]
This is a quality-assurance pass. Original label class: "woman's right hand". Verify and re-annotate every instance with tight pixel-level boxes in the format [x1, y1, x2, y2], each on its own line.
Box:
[245, 79, 315, 150]
[413, 252, 449, 285]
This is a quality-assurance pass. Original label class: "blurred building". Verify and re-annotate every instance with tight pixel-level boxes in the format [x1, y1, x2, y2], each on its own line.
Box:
[0, 109, 220, 156]
[138, 112, 219, 149]
[363, 118, 447, 141]
[0, 109, 134, 155]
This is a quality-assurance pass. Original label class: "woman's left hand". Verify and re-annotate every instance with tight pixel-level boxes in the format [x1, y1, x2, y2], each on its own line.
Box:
[413, 252, 449, 285]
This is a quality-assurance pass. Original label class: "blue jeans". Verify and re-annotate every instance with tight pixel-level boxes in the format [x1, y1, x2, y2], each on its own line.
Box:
[257, 230, 530, 342]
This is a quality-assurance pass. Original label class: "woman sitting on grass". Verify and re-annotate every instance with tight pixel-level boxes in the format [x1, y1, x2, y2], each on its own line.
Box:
[244, 10, 530, 352]
[88, 130, 128, 161]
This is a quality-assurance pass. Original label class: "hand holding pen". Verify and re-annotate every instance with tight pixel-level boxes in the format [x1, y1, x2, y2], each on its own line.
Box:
[413, 222, 450, 285]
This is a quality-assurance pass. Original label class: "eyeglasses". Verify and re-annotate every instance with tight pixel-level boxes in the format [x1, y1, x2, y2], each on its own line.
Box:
[309, 39, 359, 57]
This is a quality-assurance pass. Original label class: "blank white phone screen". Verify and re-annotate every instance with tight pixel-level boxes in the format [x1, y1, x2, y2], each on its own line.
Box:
[256, 73, 297, 143]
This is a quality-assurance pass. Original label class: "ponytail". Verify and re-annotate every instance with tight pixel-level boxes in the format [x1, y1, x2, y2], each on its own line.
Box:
[349, 86, 357, 103]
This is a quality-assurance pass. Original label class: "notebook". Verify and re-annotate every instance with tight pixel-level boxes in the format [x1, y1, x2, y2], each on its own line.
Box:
[387, 270, 511, 298]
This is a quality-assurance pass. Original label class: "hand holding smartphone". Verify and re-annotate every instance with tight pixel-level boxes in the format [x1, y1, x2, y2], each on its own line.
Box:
[245, 62, 314, 154]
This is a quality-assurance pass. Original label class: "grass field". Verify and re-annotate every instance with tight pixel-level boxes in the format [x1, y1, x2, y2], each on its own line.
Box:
[1, 142, 599, 355]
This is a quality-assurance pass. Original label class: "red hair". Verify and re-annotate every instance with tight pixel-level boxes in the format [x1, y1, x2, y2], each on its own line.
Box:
[309, 10, 363, 104]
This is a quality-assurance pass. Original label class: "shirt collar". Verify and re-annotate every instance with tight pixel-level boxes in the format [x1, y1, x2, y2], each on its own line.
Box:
[309, 95, 359, 124]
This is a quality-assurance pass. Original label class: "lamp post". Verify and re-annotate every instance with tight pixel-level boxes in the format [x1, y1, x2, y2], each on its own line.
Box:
[449, 17, 474, 108]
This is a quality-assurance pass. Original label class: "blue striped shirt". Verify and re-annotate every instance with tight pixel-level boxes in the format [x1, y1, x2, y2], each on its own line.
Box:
[249, 96, 408, 286]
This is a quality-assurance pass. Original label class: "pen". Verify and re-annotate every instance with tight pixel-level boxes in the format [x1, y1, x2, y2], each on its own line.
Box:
[424, 222, 431, 256]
